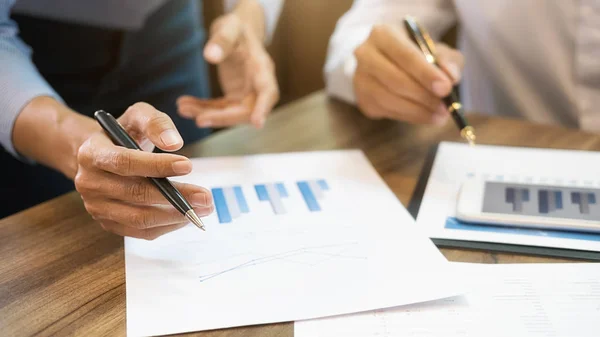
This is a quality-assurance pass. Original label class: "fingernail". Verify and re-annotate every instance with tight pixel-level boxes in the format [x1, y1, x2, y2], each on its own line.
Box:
[191, 193, 209, 206]
[172, 160, 192, 174]
[176, 96, 190, 104]
[446, 63, 461, 83]
[432, 80, 450, 97]
[432, 106, 449, 126]
[205, 44, 223, 61]
[179, 110, 193, 118]
[197, 120, 212, 128]
[139, 138, 155, 152]
[160, 130, 182, 147]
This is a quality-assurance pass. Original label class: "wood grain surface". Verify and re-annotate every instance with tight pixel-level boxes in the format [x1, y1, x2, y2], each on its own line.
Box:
[2, 91, 598, 336]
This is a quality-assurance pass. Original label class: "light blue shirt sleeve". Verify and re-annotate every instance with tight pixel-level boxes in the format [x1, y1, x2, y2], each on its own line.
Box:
[0, 0, 62, 157]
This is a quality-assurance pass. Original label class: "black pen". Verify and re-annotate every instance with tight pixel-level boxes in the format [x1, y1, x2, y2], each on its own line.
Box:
[403, 15, 476, 145]
[94, 110, 205, 230]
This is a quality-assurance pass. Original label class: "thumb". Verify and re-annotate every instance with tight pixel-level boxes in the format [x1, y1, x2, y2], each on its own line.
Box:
[204, 14, 243, 64]
[436, 44, 465, 84]
[119, 102, 184, 152]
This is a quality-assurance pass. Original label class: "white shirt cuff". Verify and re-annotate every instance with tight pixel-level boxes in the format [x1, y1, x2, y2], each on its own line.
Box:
[326, 55, 358, 104]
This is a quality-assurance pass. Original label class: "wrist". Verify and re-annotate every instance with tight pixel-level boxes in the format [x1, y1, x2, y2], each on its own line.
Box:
[58, 109, 100, 179]
[13, 96, 99, 179]
[232, 0, 266, 42]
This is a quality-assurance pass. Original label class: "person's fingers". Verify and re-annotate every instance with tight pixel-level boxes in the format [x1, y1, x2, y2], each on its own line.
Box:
[204, 14, 243, 64]
[436, 44, 465, 84]
[177, 96, 233, 112]
[369, 24, 453, 98]
[77, 134, 192, 177]
[178, 99, 222, 119]
[138, 137, 156, 153]
[249, 59, 279, 128]
[76, 170, 213, 206]
[178, 96, 230, 119]
[357, 72, 447, 125]
[178, 95, 259, 128]
[194, 104, 251, 128]
[177, 96, 249, 125]
[98, 220, 188, 240]
[354, 43, 440, 112]
[86, 199, 213, 230]
[355, 71, 395, 120]
[354, 70, 386, 120]
[356, 94, 390, 121]
[365, 75, 445, 124]
[118, 102, 184, 152]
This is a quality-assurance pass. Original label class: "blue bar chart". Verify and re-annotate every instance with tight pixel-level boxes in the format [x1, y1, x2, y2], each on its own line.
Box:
[212, 180, 331, 223]
[485, 182, 600, 221]
[571, 192, 597, 214]
[212, 186, 249, 224]
[505, 187, 529, 212]
[255, 183, 289, 215]
[297, 179, 329, 212]
[538, 190, 563, 214]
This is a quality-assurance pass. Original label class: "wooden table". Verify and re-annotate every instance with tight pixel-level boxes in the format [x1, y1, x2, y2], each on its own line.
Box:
[1, 91, 597, 336]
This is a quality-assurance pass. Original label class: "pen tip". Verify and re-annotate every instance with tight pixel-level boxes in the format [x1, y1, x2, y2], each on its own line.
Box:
[185, 210, 206, 231]
[461, 126, 477, 146]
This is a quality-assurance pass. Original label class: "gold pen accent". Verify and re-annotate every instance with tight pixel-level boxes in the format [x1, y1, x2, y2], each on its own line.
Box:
[460, 126, 477, 146]
[448, 102, 462, 114]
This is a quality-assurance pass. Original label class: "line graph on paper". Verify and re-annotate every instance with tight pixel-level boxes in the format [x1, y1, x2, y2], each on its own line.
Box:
[197, 242, 365, 283]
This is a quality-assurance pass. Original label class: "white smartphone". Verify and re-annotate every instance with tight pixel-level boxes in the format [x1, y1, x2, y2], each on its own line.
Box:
[456, 180, 600, 233]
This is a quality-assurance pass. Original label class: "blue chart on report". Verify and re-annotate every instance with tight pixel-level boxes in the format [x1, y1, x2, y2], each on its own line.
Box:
[211, 179, 330, 224]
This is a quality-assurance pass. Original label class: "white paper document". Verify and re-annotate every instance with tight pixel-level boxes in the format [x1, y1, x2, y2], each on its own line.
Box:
[125, 150, 461, 336]
[295, 263, 600, 337]
[417, 142, 600, 251]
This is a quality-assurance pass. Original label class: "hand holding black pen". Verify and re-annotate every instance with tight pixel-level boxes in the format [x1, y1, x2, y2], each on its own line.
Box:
[403, 15, 476, 145]
[95, 109, 206, 230]
[349, 17, 472, 142]
[73, 103, 213, 240]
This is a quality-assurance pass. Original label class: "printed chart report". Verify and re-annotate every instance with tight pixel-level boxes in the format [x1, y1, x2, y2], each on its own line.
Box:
[417, 142, 600, 251]
[124, 150, 461, 337]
